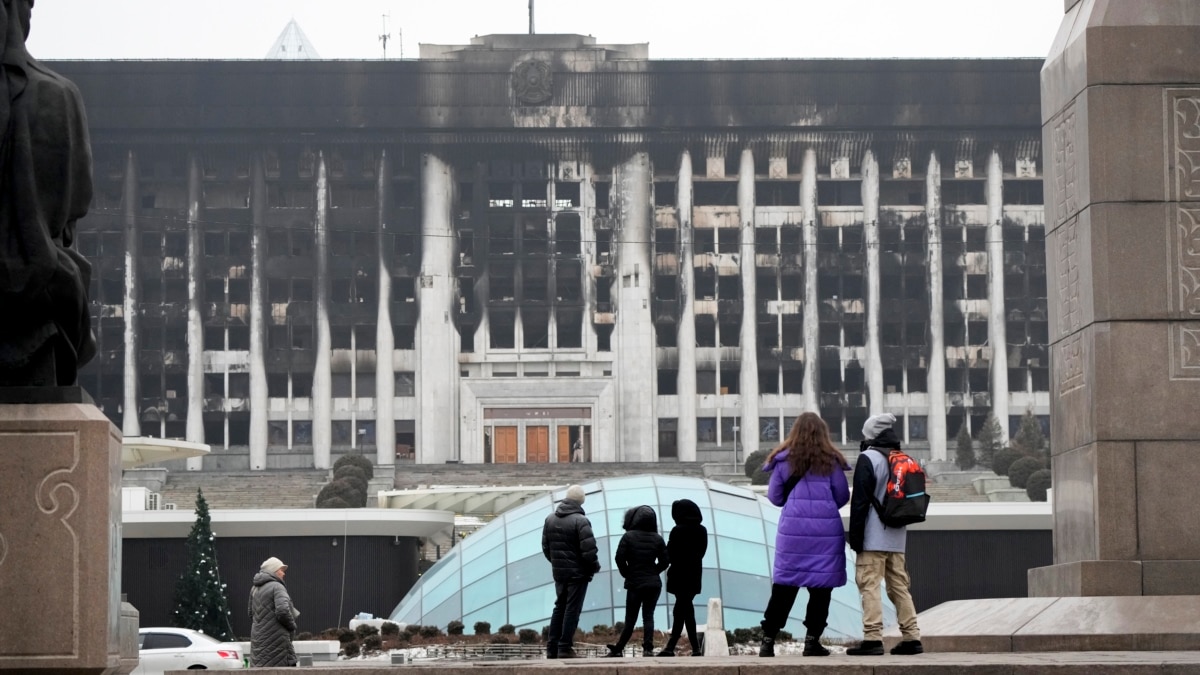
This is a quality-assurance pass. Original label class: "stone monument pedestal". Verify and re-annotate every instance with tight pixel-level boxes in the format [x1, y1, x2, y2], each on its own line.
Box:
[0, 404, 131, 674]
[923, 0, 1200, 651]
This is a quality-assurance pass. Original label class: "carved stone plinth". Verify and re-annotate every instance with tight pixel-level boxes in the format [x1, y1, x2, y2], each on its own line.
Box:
[0, 404, 127, 674]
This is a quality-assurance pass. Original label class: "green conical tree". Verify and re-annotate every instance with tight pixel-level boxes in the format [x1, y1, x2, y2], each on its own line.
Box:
[172, 488, 234, 641]
[954, 422, 976, 471]
[1009, 410, 1048, 461]
[976, 414, 1006, 469]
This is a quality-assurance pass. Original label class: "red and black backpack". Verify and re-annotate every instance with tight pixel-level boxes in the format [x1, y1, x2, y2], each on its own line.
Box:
[870, 449, 930, 528]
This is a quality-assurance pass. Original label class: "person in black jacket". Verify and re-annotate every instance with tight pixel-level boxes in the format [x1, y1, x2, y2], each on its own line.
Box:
[541, 484, 600, 659]
[657, 499, 707, 657]
[605, 505, 670, 657]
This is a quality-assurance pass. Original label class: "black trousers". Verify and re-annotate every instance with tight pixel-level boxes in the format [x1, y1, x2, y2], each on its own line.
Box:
[665, 592, 699, 650]
[547, 580, 589, 653]
[612, 585, 661, 651]
[761, 584, 832, 638]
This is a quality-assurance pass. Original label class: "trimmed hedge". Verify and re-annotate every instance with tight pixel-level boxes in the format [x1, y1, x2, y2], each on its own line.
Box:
[1008, 457, 1046, 489]
[1026, 469, 1052, 501]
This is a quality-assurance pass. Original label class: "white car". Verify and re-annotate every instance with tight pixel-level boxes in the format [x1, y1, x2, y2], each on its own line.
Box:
[133, 627, 243, 673]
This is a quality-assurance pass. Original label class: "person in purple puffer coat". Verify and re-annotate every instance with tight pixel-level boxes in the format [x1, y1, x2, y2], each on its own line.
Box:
[757, 412, 851, 658]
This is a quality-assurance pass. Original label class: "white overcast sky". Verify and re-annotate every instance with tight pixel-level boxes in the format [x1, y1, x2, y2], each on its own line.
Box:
[27, 1, 1065, 61]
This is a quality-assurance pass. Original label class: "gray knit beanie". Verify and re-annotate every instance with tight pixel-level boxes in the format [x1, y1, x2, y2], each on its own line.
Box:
[565, 485, 586, 504]
[862, 413, 897, 440]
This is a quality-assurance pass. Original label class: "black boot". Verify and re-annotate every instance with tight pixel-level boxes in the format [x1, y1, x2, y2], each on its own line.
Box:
[802, 635, 830, 656]
[603, 644, 622, 657]
[658, 635, 678, 656]
[758, 637, 775, 657]
[890, 639, 924, 655]
[846, 640, 884, 656]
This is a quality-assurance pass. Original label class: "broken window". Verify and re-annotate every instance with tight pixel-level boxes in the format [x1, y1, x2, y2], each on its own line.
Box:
[595, 323, 613, 352]
[719, 368, 739, 394]
[227, 325, 249, 350]
[718, 320, 740, 347]
[204, 232, 226, 256]
[942, 180, 985, 205]
[654, 275, 677, 301]
[556, 262, 582, 302]
[695, 272, 716, 300]
[522, 216, 549, 255]
[697, 370, 717, 395]
[292, 278, 312, 301]
[491, 267, 516, 301]
[782, 368, 803, 394]
[694, 229, 715, 255]
[488, 182, 515, 209]
[717, 229, 738, 254]
[759, 367, 779, 394]
[717, 275, 740, 300]
[817, 181, 863, 207]
[594, 181, 610, 211]
[490, 217, 517, 255]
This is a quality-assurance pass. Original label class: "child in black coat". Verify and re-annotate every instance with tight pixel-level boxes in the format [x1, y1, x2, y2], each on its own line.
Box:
[658, 499, 708, 656]
[605, 505, 669, 657]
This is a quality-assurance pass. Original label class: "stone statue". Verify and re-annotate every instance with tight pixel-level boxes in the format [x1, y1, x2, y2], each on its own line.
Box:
[0, 0, 96, 388]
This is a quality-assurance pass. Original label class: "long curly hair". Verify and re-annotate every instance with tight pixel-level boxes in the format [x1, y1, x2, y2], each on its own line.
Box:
[765, 412, 849, 478]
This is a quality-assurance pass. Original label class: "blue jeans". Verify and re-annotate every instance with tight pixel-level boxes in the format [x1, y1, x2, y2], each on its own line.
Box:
[547, 579, 589, 653]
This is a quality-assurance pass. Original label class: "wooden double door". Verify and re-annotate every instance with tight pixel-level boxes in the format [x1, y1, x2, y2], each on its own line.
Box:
[491, 425, 574, 463]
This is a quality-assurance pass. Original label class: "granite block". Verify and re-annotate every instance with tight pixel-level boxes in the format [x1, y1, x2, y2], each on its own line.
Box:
[1014, 596, 1200, 651]
[0, 404, 123, 674]
[915, 597, 1057, 653]
[1142, 561, 1200, 596]
[1027, 561, 1142, 597]
[1136, 442, 1200, 560]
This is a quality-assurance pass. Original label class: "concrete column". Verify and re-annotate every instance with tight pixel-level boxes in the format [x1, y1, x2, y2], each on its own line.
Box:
[613, 152, 656, 461]
[312, 153, 333, 469]
[581, 163, 598, 355]
[122, 151, 140, 438]
[185, 154, 204, 470]
[862, 151, 884, 416]
[801, 149, 819, 412]
[986, 149, 1009, 442]
[416, 153, 460, 464]
[248, 155, 269, 470]
[375, 150, 397, 466]
[676, 151, 698, 461]
[737, 148, 760, 450]
[925, 152, 948, 461]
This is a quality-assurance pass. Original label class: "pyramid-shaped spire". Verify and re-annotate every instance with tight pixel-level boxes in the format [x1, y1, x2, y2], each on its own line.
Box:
[265, 19, 321, 60]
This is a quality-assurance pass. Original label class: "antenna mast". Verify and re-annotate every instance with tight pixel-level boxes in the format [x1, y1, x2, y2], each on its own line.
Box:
[379, 13, 391, 59]
[529, 0, 535, 34]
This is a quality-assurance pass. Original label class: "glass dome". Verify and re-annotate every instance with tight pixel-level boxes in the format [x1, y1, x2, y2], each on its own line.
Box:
[390, 474, 895, 639]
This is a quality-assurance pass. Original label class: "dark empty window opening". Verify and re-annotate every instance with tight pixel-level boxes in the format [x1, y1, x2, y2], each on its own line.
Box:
[719, 368, 740, 394]
[491, 270, 516, 301]
[817, 181, 863, 207]
[556, 262, 582, 302]
[717, 229, 738, 254]
[521, 181, 547, 209]
[759, 367, 780, 394]
[594, 182, 610, 211]
[756, 182, 800, 206]
[595, 280, 612, 309]
[717, 275, 740, 299]
[557, 310, 583, 348]
[654, 275, 677, 301]
[488, 182, 515, 209]
[880, 180, 924, 206]
[522, 265, 549, 303]
[522, 217, 549, 256]
[658, 369, 678, 395]
[694, 229, 715, 255]
[595, 323, 613, 352]
[490, 312, 516, 349]
[695, 272, 716, 300]
[554, 182, 580, 209]
[943, 180, 985, 205]
[655, 228, 677, 251]
[595, 230, 612, 257]
[1006, 180, 1043, 205]
[654, 181, 677, 207]
[523, 311, 550, 349]
[719, 321, 740, 347]
[555, 214, 581, 255]
[783, 368, 804, 394]
[693, 181, 738, 206]
[696, 316, 716, 347]
[394, 324, 415, 350]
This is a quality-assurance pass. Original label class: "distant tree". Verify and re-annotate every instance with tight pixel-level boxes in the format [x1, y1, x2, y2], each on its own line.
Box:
[954, 423, 976, 471]
[1010, 410, 1048, 462]
[172, 489, 234, 641]
[334, 453, 374, 480]
[976, 414, 1005, 469]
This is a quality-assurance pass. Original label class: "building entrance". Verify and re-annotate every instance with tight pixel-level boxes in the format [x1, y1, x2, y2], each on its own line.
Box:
[482, 407, 592, 464]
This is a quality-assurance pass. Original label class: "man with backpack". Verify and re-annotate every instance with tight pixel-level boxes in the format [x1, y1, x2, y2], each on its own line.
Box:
[846, 413, 924, 656]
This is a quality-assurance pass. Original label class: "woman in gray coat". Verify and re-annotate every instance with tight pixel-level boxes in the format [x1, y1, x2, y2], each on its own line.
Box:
[249, 556, 298, 667]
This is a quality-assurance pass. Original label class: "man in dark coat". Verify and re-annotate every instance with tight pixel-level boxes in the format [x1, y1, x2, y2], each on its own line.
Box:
[606, 505, 669, 657]
[0, 0, 96, 387]
[541, 484, 599, 659]
[249, 556, 298, 667]
[659, 499, 707, 656]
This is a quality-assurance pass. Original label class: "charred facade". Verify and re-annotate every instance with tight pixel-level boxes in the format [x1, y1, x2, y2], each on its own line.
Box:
[59, 34, 1048, 469]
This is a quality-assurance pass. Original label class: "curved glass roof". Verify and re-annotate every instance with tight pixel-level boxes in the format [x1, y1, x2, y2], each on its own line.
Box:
[390, 474, 895, 639]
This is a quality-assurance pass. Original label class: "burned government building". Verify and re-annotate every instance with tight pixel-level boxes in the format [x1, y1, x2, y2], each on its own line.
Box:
[58, 34, 1048, 470]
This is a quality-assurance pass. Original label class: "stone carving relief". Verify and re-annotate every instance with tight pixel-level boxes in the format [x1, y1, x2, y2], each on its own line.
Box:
[1053, 105, 1078, 227]
[1170, 92, 1200, 201]
[1175, 206, 1200, 318]
[1058, 218, 1082, 337]
[513, 59, 553, 105]
[1058, 333, 1087, 394]
[1170, 323, 1200, 380]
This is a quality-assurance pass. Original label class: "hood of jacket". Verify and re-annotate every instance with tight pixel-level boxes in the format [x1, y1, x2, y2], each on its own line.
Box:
[671, 498, 703, 525]
[253, 571, 285, 588]
[764, 448, 790, 472]
[554, 498, 585, 518]
[623, 505, 658, 532]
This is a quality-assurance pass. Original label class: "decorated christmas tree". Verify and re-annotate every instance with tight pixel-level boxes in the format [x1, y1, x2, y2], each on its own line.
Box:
[172, 488, 234, 641]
